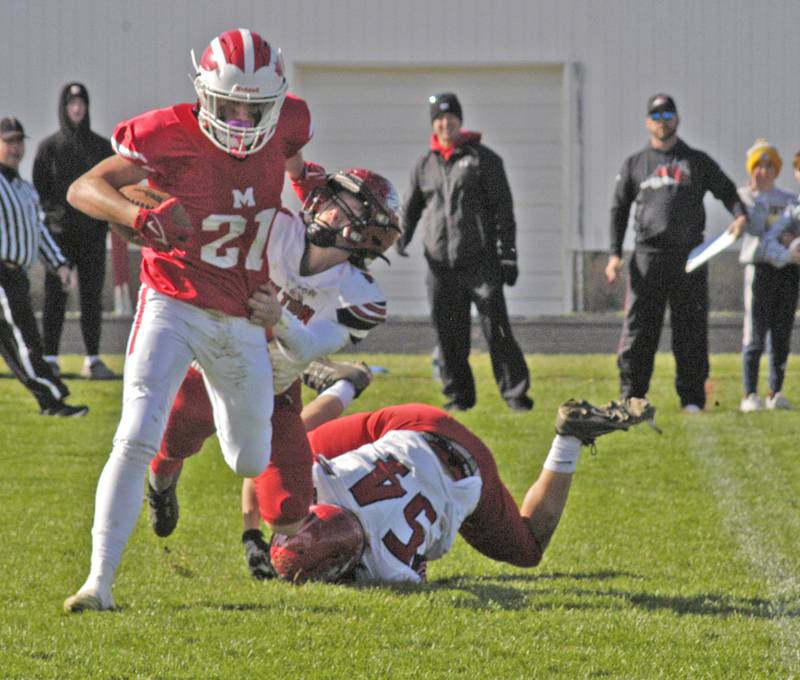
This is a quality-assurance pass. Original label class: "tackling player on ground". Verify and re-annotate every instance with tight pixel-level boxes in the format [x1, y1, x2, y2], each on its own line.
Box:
[64, 28, 314, 612]
[266, 396, 658, 583]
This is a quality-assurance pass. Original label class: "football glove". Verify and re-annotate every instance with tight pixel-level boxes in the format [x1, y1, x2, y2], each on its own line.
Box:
[132, 198, 192, 252]
[302, 357, 373, 397]
[500, 260, 519, 286]
[242, 528, 276, 580]
[291, 161, 328, 203]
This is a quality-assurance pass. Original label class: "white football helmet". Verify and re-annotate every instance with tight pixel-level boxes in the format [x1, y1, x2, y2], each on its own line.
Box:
[192, 28, 288, 157]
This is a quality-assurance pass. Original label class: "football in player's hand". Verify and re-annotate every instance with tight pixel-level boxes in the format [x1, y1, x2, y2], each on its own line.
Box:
[111, 184, 191, 245]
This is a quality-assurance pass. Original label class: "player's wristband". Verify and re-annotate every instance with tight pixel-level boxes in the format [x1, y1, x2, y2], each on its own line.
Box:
[320, 380, 356, 409]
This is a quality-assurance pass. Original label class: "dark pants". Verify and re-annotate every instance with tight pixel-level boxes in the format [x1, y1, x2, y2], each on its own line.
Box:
[43, 229, 106, 356]
[617, 249, 709, 408]
[426, 259, 529, 406]
[742, 263, 800, 394]
[0, 263, 70, 409]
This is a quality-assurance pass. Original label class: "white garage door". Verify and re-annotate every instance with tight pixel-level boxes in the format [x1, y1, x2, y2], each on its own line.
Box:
[286, 64, 566, 317]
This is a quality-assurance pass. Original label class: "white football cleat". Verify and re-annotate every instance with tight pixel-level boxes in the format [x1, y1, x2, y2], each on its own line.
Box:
[63, 587, 115, 613]
[739, 393, 764, 413]
[766, 392, 792, 410]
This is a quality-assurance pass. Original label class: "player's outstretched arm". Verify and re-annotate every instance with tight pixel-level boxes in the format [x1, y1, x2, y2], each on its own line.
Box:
[300, 358, 373, 432]
[520, 470, 573, 551]
[521, 398, 657, 553]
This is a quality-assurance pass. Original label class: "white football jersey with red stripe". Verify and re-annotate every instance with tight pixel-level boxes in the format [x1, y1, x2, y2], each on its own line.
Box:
[265, 211, 387, 392]
[311, 430, 482, 582]
[112, 96, 311, 317]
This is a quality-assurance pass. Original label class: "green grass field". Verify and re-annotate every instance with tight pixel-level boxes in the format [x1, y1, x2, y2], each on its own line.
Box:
[1, 352, 799, 679]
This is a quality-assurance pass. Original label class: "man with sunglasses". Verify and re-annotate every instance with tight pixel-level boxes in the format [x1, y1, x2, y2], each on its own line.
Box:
[605, 94, 747, 413]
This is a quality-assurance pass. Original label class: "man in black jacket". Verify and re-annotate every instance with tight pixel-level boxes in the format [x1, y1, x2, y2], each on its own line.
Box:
[399, 93, 532, 412]
[605, 94, 748, 412]
[33, 82, 115, 380]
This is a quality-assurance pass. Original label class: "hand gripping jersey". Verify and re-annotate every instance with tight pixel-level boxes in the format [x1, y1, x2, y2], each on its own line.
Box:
[111, 96, 311, 317]
[310, 429, 483, 582]
[265, 211, 387, 393]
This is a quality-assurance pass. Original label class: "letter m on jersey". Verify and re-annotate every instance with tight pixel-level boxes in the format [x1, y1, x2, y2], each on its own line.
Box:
[232, 187, 256, 208]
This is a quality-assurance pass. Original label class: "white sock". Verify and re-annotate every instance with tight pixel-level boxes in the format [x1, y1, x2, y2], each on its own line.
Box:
[85, 355, 100, 367]
[320, 379, 356, 410]
[43, 355, 58, 364]
[80, 442, 153, 593]
[543, 435, 582, 473]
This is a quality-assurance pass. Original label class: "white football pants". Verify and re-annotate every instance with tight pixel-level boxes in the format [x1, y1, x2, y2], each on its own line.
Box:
[82, 287, 273, 593]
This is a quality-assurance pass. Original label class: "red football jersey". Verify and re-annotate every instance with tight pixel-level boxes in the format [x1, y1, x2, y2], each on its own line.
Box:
[112, 95, 312, 316]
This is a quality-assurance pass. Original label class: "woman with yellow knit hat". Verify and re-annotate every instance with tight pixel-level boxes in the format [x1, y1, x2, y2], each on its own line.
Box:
[737, 139, 800, 412]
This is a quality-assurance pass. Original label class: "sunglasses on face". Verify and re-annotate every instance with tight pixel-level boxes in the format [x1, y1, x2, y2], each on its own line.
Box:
[649, 111, 676, 121]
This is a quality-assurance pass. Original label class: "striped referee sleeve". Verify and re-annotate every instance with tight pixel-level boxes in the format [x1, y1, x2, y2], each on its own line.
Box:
[38, 221, 67, 269]
[0, 174, 65, 269]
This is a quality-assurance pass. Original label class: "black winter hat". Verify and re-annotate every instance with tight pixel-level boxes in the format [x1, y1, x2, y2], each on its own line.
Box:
[429, 93, 462, 123]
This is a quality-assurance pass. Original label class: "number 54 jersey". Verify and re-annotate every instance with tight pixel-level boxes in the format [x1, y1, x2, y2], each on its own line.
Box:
[111, 97, 312, 318]
[311, 429, 483, 582]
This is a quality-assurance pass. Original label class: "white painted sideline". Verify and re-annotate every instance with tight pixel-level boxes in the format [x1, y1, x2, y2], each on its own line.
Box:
[687, 420, 800, 675]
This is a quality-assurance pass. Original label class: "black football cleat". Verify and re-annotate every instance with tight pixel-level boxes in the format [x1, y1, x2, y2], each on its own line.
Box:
[555, 397, 657, 445]
[147, 475, 180, 538]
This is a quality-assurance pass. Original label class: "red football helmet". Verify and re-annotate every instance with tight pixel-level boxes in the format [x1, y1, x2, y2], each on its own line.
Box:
[303, 168, 402, 262]
[192, 28, 288, 156]
[270, 504, 365, 584]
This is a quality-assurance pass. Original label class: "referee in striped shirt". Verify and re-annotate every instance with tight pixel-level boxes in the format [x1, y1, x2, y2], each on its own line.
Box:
[0, 116, 88, 416]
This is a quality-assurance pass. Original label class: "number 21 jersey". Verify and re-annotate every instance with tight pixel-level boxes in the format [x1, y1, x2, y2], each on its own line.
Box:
[112, 96, 311, 317]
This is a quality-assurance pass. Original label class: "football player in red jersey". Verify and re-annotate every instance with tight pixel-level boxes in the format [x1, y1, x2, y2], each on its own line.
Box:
[146, 168, 401, 545]
[64, 29, 316, 613]
[264, 397, 657, 584]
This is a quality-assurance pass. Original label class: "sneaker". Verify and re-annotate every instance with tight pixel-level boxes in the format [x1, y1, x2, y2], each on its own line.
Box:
[147, 476, 180, 538]
[740, 393, 764, 413]
[302, 357, 373, 397]
[555, 397, 656, 445]
[506, 396, 534, 411]
[443, 399, 474, 412]
[682, 404, 703, 414]
[40, 402, 89, 418]
[766, 392, 792, 410]
[63, 587, 115, 613]
[82, 359, 117, 380]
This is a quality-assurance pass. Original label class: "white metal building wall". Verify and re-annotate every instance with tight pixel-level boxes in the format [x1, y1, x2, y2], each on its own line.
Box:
[4, 0, 800, 312]
[292, 64, 565, 316]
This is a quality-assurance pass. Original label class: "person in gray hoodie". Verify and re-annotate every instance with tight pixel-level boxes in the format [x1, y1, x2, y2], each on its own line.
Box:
[33, 82, 115, 380]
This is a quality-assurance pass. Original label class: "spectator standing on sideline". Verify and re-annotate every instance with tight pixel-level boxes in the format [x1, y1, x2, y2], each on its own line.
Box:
[605, 94, 748, 413]
[33, 83, 116, 380]
[398, 93, 532, 412]
[0, 116, 88, 417]
[737, 141, 800, 411]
